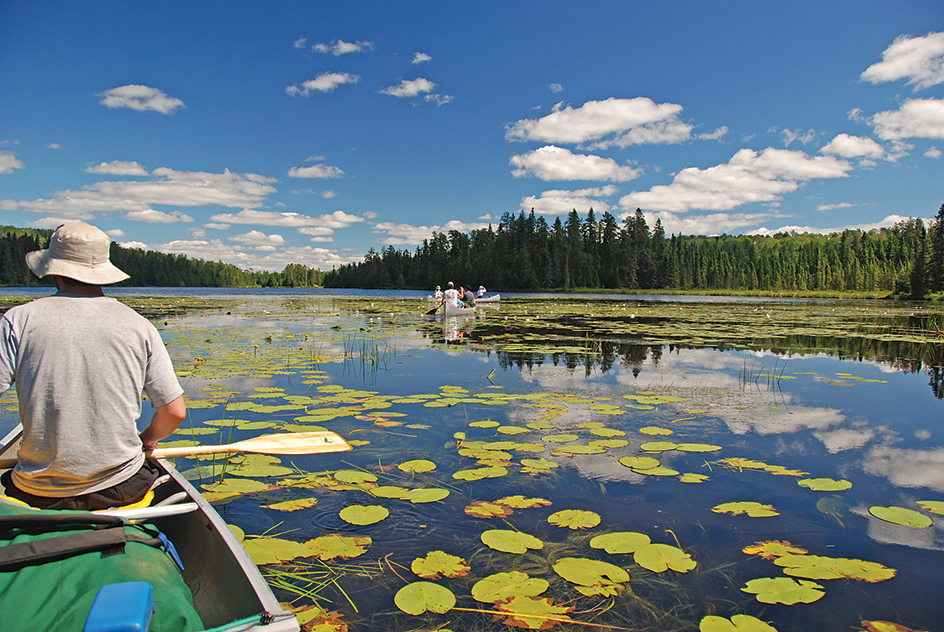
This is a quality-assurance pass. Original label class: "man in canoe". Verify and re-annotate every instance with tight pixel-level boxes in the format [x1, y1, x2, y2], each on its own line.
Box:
[460, 285, 476, 307]
[0, 223, 186, 510]
[441, 281, 461, 308]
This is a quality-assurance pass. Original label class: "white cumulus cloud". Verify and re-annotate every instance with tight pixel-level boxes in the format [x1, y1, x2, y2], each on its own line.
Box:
[0, 150, 25, 174]
[868, 97, 944, 140]
[288, 164, 345, 179]
[125, 209, 194, 223]
[861, 32, 944, 91]
[381, 78, 436, 98]
[505, 97, 691, 147]
[97, 85, 185, 114]
[820, 134, 886, 159]
[313, 39, 373, 55]
[229, 230, 287, 250]
[372, 219, 491, 246]
[619, 147, 853, 213]
[412, 52, 432, 64]
[85, 160, 149, 176]
[286, 72, 360, 96]
[520, 186, 618, 215]
[511, 145, 640, 182]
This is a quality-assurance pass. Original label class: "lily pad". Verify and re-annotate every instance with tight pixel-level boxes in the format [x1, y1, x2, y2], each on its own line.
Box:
[264, 497, 319, 512]
[394, 581, 456, 615]
[304, 534, 372, 562]
[334, 470, 377, 484]
[339, 504, 389, 526]
[699, 614, 778, 632]
[403, 488, 450, 504]
[465, 501, 513, 518]
[398, 459, 437, 474]
[798, 478, 852, 492]
[676, 443, 723, 453]
[545, 434, 579, 443]
[639, 441, 679, 452]
[411, 551, 471, 579]
[495, 495, 552, 509]
[868, 505, 933, 528]
[553, 557, 629, 590]
[548, 509, 601, 530]
[633, 543, 697, 573]
[773, 554, 896, 582]
[471, 571, 549, 603]
[618, 456, 660, 470]
[639, 426, 673, 436]
[743, 540, 808, 560]
[589, 531, 651, 554]
[916, 500, 944, 515]
[481, 529, 544, 554]
[712, 501, 779, 517]
[470, 420, 500, 428]
[494, 596, 574, 630]
[741, 576, 825, 605]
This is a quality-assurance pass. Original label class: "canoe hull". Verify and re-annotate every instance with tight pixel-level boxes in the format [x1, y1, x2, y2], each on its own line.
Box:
[0, 426, 299, 632]
[444, 301, 477, 316]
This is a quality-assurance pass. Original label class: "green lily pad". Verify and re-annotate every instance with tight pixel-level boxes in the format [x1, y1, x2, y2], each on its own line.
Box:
[548, 509, 601, 530]
[639, 426, 673, 436]
[481, 529, 544, 554]
[712, 501, 779, 517]
[497, 426, 531, 435]
[798, 478, 852, 492]
[553, 557, 629, 587]
[334, 470, 377, 484]
[675, 443, 723, 453]
[589, 427, 626, 437]
[398, 459, 437, 474]
[470, 420, 500, 428]
[403, 488, 450, 504]
[639, 441, 679, 452]
[545, 434, 579, 443]
[471, 571, 549, 603]
[339, 505, 389, 526]
[636, 466, 680, 476]
[589, 531, 651, 554]
[869, 505, 933, 528]
[394, 582, 456, 615]
[633, 543, 697, 573]
[741, 577, 825, 605]
[618, 456, 661, 470]
[699, 614, 778, 632]
[411, 551, 471, 579]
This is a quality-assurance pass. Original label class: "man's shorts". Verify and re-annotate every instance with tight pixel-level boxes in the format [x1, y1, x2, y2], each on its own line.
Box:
[0, 459, 161, 511]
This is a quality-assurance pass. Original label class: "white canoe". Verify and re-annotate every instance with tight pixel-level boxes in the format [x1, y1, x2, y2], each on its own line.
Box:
[444, 301, 477, 316]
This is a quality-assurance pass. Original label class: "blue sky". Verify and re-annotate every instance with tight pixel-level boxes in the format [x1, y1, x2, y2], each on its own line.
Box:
[1, 1, 943, 272]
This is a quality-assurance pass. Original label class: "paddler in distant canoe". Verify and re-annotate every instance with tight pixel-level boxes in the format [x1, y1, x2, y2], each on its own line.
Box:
[0, 223, 186, 510]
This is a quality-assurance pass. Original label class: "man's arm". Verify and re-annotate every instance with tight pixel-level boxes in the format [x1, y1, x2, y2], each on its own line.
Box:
[139, 395, 186, 451]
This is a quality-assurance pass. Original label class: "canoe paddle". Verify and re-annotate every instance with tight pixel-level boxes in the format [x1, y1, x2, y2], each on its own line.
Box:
[425, 302, 442, 315]
[0, 431, 352, 469]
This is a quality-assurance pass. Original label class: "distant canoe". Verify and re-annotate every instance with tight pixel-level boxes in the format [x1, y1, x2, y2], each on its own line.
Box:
[427, 293, 499, 303]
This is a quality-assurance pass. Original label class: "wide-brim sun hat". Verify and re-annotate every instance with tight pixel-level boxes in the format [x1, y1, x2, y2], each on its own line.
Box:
[25, 222, 130, 285]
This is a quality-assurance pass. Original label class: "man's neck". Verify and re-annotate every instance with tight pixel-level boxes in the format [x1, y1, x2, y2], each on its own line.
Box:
[54, 277, 105, 297]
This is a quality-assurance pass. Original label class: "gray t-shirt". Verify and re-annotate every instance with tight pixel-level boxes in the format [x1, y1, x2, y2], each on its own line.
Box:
[0, 292, 184, 496]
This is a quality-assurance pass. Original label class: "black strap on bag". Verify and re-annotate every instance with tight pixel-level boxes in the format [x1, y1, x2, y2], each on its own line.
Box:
[0, 513, 163, 571]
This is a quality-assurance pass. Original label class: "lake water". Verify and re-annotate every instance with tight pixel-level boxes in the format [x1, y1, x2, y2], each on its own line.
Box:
[1, 290, 942, 632]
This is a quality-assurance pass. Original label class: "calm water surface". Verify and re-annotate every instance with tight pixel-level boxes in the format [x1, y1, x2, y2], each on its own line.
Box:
[1, 291, 941, 632]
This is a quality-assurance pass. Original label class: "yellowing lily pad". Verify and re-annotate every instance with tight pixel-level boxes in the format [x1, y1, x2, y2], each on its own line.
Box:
[868, 505, 933, 528]
[589, 427, 626, 437]
[494, 596, 574, 630]
[465, 501, 513, 518]
[497, 426, 531, 435]
[773, 554, 897, 582]
[741, 577, 825, 605]
[633, 543, 696, 573]
[394, 581, 455, 615]
[589, 531, 651, 554]
[743, 540, 808, 559]
[264, 497, 319, 512]
[640, 441, 679, 452]
[545, 434, 579, 443]
[398, 459, 436, 474]
[339, 504, 389, 526]
[917, 500, 944, 515]
[679, 473, 710, 483]
[481, 529, 544, 554]
[699, 614, 778, 632]
[712, 501, 779, 517]
[798, 478, 852, 492]
[527, 422, 556, 430]
[471, 571, 549, 603]
[304, 534, 371, 562]
[495, 495, 552, 509]
[676, 443, 723, 453]
[520, 458, 559, 470]
[553, 445, 607, 455]
[548, 509, 601, 530]
[411, 551, 471, 579]
[371, 485, 409, 499]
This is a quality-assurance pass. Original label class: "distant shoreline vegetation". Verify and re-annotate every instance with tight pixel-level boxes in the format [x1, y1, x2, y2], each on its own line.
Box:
[4, 204, 944, 300]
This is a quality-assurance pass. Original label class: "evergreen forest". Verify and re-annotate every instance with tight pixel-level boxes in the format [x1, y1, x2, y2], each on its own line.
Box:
[324, 205, 944, 299]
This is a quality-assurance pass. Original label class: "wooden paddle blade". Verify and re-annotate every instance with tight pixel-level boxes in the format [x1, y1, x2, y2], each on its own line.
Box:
[425, 303, 441, 315]
[150, 431, 352, 459]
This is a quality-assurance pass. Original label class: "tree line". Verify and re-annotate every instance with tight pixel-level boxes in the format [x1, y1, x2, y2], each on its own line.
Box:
[324, 205, 944, 298]
[0, 226, 325, 288]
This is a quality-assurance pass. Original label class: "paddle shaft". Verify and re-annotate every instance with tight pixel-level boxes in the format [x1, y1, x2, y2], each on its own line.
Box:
[0, 431, 352, 469]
